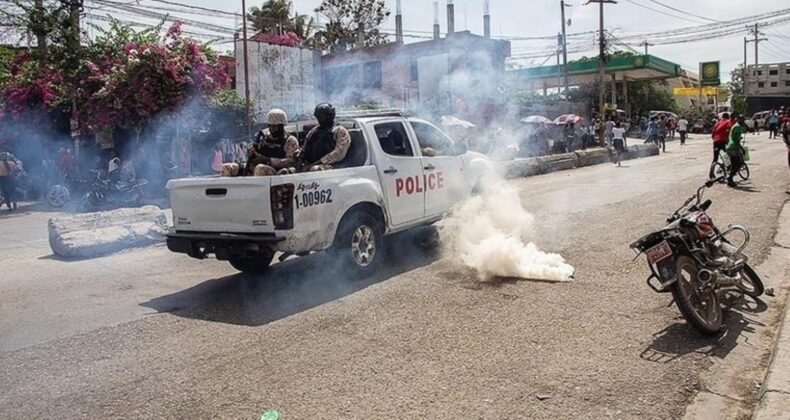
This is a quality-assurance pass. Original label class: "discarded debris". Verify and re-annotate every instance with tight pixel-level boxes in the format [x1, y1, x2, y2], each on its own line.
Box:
[536, 393, 552, 401]
[765, 287, 775, 297]
[260, 409, 279, 420]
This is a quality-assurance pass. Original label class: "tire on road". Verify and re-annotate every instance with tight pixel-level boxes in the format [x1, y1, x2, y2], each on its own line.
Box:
[671, 255, 723, 335]
[332, 209, 384, 279]
[735, 263, 764, 298]
[228, 248, 275, 275]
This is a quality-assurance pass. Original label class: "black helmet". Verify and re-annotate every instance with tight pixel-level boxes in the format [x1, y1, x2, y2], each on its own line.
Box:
[314, 102, 335, 124]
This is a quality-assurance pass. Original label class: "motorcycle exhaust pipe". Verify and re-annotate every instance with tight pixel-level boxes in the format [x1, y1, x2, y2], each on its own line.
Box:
[698, 269, 717, 284]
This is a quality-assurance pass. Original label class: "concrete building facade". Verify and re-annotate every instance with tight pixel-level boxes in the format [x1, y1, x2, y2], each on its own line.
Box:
[745, 62, 790, 97]
[318, 31, 511, 120]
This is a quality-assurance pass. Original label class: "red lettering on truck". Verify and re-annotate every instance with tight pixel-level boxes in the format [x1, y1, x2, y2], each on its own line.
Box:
[394, 172, 444, 197]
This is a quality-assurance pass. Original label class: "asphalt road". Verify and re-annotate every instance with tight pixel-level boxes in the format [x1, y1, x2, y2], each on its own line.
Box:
[1, 133, 788, 419]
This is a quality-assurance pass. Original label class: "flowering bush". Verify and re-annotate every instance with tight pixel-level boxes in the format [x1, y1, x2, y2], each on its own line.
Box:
[0, 53, 65, 120]
[257, 31, 302, 48]
[0, 21, 228, 134]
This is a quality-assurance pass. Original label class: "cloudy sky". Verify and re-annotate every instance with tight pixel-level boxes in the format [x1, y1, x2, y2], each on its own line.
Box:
[84, 0, 790, 81]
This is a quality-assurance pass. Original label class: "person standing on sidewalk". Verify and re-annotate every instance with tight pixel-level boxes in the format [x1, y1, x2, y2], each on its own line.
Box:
[709, 112, 732, 179]
[677, 116, 689, 145]
[726, 114, 747, 188]
[0, 142, 21, 211]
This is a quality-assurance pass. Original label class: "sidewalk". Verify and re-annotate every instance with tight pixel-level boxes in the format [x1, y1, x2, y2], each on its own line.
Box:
[754, 202, 790, 420]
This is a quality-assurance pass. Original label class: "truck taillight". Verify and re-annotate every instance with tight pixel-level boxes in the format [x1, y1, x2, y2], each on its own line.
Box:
[271, 183, 294, 229]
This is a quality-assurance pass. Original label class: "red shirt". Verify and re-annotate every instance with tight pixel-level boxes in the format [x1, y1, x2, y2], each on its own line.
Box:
[711, 119, 732, 144]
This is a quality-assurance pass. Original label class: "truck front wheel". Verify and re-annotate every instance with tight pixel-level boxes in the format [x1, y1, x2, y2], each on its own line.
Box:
[228, 248, 275, 275]
[333, 212, 384, 277]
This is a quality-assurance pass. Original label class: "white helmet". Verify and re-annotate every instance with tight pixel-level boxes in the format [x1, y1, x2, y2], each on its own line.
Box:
[266, 108, 288, 125]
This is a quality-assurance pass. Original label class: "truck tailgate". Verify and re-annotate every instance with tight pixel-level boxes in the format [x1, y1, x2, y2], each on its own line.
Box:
[167, 176, 274, 233]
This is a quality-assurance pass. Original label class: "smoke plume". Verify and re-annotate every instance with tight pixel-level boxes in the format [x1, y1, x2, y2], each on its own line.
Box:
[437, 174, 574, 282]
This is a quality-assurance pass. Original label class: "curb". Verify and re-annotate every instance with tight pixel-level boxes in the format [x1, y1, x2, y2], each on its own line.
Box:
[502, 144, 659, 180]
[753, 201, 790, 420]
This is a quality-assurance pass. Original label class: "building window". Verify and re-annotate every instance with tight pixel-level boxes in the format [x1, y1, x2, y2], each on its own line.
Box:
[758, 82, 765, 88]
[363, 61, 382, 89]
[325, 64, 359, 95]
[757, 70, 763, 76]
[769, 69, 778, 76]
[785, 81, 790, 87]
[771, 82, 778, 87]
[786, 68, 790, 74]
[410, 59, 418, 82]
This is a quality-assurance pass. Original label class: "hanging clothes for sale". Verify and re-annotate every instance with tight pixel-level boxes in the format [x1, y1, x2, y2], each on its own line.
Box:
[211, 149, 223, 173]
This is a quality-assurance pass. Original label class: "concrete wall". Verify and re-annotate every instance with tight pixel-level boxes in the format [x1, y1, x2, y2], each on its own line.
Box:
[236, 40, 319, 123]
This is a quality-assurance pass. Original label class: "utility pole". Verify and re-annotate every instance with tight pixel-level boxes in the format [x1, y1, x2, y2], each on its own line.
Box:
[241, 0, 251, 139]
[34, 0, 46, 58]
[560, 1, 570, 99]
[744, 29, 768, 97]
[642, 40, 652, 55]
[743, 36, 747, 96]
[586, 0, 617, 118]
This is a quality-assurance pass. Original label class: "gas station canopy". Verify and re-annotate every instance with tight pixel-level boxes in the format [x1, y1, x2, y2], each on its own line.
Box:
[509, 54, 683, 89]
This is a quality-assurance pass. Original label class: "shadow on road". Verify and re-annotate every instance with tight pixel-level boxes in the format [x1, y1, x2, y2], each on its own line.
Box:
[141, 227, 441, 327]
[640, 292, 767, 363]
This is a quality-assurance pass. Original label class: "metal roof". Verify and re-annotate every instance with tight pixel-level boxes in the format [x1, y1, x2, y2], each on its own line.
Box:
[509, 54, 682, 89]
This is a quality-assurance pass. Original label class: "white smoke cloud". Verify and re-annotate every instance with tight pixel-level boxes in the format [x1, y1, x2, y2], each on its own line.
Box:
[437, 174, 575, 282]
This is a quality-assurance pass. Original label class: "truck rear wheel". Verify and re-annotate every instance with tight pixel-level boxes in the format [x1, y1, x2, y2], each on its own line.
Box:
[228, 248, 275, 275]
[333, 211, 384, 278]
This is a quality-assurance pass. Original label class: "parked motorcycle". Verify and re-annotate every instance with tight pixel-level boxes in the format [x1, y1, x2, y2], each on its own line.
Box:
[630, 177, 764, 335]
[78, 169, 149, 212]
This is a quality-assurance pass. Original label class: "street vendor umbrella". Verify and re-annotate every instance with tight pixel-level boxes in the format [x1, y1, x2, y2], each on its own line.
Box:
[440, 115, 476, 128]
[520, 115, 553, 124]
[554, 114, 583, 125]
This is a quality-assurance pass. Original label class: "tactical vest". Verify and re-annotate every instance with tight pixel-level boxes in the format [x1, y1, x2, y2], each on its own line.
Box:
[302, 126, 336, 164]
[255, 132, 287, 159]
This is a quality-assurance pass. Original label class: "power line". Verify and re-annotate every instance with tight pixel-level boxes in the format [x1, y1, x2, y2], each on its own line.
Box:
[622, 0, 710, 25]
[641, 0, 720, 23]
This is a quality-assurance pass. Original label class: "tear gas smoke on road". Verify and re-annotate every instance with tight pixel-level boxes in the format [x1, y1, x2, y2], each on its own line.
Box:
[437, 174, 575, 282]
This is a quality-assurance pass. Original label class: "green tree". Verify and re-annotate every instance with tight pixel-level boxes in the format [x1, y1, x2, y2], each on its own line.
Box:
[249, 0, 292, 34]
[314, 0, 390, 52]
[249, 0, 314, 44]
[728, 64, 744, 96]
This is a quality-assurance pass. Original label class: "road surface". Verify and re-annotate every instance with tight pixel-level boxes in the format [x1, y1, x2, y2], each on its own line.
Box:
[1, 133, 788, 419]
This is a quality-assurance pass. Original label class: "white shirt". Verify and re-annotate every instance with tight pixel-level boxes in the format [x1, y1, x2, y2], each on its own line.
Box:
[677, 119, 688, 131]
[612, 127, 625, 140]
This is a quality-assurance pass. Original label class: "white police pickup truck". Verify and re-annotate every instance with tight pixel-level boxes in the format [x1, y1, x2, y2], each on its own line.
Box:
[166, 111, 490, 276]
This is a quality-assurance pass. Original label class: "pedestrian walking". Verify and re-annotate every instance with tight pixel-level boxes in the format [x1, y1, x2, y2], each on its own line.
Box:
[612, 121, 627, 167]
[0, 142, 21, 211]
[604, 117, 615, 147]
[768, 110, 780, 139]
[709, 112, 732, 179]
[677, 116, 689, 145]
[657, 115, 668, 152]
[645, 116, 658, 146]
[668, 117, 676, 139]
[726, 114, 747, 187]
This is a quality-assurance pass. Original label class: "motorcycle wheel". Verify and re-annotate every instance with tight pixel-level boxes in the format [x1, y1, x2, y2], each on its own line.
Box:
[47, 184, 70, 208]
[738, 164, 750, 181]
[734, 263, 764, 298]
[671, 255, 723, 335]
